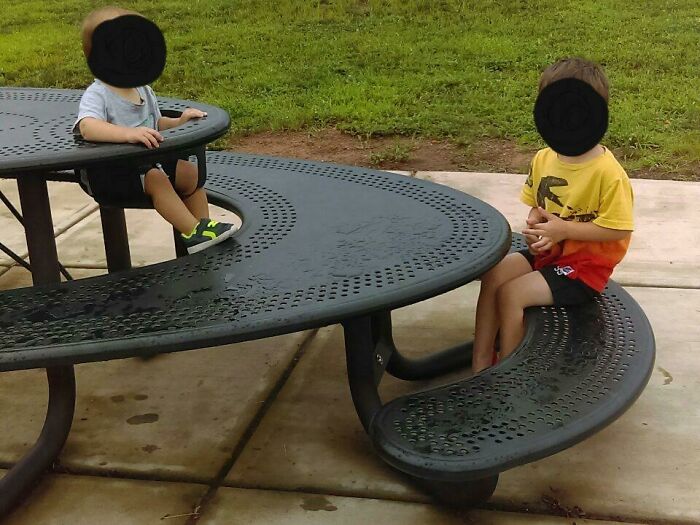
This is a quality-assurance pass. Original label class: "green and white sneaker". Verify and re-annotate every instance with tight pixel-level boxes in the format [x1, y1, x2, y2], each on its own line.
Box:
[181, 218, 237, 254]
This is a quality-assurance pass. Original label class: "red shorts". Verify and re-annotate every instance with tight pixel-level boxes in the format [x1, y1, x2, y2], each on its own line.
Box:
[518, 249, 599, 306]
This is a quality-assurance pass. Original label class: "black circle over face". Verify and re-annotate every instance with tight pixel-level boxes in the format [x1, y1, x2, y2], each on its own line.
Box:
[88, 15, 166, 88]
[534, 77, 608, 156]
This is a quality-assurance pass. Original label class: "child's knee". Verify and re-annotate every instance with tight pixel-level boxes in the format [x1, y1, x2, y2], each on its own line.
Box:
[144, 168, 169, 193]
[481, 266, 494, 283]
[481, 260, 510, 289]
[480, 265, 501, 288]
[175, 161, 198, 195]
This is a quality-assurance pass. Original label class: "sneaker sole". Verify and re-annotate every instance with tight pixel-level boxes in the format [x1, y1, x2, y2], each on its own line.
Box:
[186, 226, 238, 255]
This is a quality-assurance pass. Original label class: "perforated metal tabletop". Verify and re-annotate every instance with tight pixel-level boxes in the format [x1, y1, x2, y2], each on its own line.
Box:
[0, 152, 511, 370]
[0, 88, 230, 175]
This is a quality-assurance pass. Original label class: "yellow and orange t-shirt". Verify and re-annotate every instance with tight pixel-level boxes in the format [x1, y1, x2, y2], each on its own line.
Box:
[520, 147, 634, 292]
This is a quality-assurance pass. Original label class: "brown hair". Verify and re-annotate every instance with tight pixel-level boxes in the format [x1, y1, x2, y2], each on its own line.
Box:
[539, 57, 609, 102]
[81, 6, 138, 58]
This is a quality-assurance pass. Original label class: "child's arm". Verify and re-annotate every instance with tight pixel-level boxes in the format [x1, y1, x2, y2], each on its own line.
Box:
[158, 108, 208, 131]
[79, 118, 163, 149]
[562, 220, 630, 241]
[523, 207, 630, 252]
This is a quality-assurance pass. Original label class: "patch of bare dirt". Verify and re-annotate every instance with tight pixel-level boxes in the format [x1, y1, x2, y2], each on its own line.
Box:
[228, 129, 533, 173]
[461, 138, 534, 174]
[227, 128, 699, 181]
[629, 163, 700, 181]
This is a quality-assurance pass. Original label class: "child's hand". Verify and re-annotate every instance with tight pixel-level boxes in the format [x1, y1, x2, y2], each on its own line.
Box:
[178, 108, 208, 125]
[524, 231, 554, 254]
[525, 213, 541, 228]
[124, 127, 164, 149]
[523, 232, 541, 254]
[529, 235, 555, 253]
[522, 207, 569, 247]
[523, 208, 545, 254]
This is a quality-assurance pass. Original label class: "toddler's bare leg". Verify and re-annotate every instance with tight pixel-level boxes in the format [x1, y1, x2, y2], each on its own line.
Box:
[144, 168, 199, 234]
[496, 271, 554, 360]
[174, 160, 209, 219]
[472, 253, 533, 374]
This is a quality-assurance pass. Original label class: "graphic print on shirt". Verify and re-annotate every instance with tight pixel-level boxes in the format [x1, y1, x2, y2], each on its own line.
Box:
[532, 175, 599, 223]
[561, 206, 597, 223]
[536, 176, 567, 208]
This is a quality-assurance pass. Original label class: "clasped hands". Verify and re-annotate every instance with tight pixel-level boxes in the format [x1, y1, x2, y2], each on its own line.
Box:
[522, 207, 569, 254]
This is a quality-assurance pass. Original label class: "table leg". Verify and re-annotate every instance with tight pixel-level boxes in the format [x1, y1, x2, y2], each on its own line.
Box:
[342, 311, 475, 430]
[0, 367, 76, 517]
[4, 176, 77, 517]
[383, 310, 474, 380]
[381, 311, 474, 380]
[16, 176, 60, 285]
[99, 207, 132, 272]
[341, 311, 498, 507]
[342, 315, 385, 432]
[2, 186, 73, 280]
[347, 311, 474, 382]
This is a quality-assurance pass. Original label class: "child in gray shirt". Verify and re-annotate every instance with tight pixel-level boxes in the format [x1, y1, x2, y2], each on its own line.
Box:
[75, 6, 235, 254]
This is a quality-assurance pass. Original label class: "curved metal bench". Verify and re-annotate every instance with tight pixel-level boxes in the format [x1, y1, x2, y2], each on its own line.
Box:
[346, 235, 656, 505]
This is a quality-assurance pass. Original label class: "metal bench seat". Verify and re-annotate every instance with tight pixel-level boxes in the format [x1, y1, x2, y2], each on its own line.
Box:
[347, 236, 656, 504]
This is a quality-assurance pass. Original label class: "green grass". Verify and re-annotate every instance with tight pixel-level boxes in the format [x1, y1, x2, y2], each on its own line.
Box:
[2, 0, 700, 173]
[369, 142, 413, 165]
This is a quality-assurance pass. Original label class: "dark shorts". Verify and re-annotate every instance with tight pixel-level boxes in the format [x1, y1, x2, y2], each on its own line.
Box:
[79, 158, 205, 208]
[517, 249, 599, 306]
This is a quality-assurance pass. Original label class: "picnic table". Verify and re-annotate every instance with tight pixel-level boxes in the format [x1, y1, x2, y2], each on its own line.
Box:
[0, 88, 654, 515]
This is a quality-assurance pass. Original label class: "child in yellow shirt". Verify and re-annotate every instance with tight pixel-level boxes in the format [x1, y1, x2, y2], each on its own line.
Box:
[472, 58, 634, 374]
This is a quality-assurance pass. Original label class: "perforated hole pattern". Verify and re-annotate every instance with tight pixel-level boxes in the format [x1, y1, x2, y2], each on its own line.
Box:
[381, 283, 647, 461]
[0, 89, 220, 161]
[0, 152, 507, 358]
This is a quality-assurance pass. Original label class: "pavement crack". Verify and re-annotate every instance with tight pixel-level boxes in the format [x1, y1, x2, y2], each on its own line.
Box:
[184, 328, 320, 524]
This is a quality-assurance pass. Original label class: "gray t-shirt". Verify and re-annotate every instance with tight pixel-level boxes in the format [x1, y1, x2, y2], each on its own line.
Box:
[73, 79, 162, 135]
[74, 80, 163, 194]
